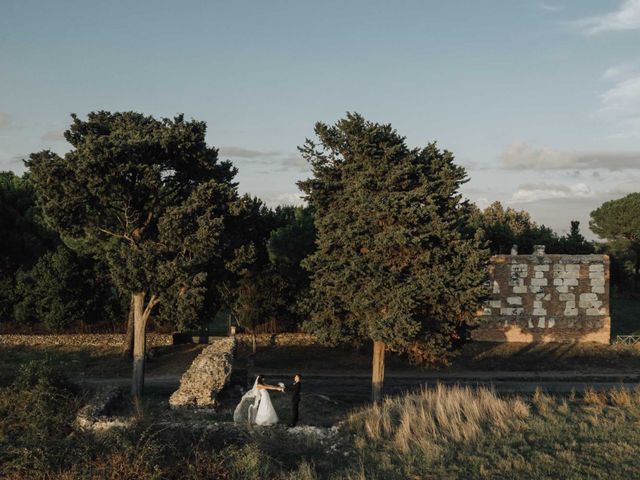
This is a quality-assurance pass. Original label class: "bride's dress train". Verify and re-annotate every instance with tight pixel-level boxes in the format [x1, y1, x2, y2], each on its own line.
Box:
[233, 378, 279, 425]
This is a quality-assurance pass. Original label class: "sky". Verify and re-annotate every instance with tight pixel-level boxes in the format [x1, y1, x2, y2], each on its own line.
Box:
[1, 0, 639, 239]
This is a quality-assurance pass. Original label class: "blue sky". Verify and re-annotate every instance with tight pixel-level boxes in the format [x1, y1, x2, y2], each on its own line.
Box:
[1, 0, 639, 239]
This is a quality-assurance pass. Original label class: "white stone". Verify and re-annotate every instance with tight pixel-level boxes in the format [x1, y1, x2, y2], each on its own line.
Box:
[513, 286, 527, 293]
[533, 301, 542, 308]
[553, 278, 564, 286]
[589, 272, 605, 279]
[559, 293, 575, 301]
[489, 300, 501, 308]
[580, 293, 598, 301]
[589, 264, 604, 271]
[590, 278, 604, 286]
[531, 278, 548, 286]
[565, 264, 581, 272]
[533, 308, 547, 316]
[560, 271, 580, 279]
[529, 286, 541, 293]
[528, 319, 534, 328]
[538, 318, 546, 328]
[556, 286, 569, 293]
[534, 265, 550, 271]
[481, 307, 492, 316]
[493, 281, 500, 294]
[592, 286, 605, 294]
[563, 278, 579, 286]
[507, 297, 522, 305]
[564, 308, 578, 316]
[586, 308, 601, 316]
[535, 271, 545, 279]
[548, 318, 556, 328]
[511, 264, 528, 273]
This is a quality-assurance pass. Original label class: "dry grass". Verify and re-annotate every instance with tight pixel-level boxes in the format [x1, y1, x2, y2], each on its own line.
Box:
[583, 387, 607, 406]
[347, 384, 529, 456]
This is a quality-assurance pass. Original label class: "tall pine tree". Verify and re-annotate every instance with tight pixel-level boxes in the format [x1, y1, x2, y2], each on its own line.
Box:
[298, 113, 488, 402]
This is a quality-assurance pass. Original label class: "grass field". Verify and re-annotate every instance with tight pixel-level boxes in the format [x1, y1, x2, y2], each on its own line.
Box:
[3, 359, 640, 479]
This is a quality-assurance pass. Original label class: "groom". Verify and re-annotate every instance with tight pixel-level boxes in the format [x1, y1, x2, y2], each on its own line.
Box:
[287, 373, 302, 427]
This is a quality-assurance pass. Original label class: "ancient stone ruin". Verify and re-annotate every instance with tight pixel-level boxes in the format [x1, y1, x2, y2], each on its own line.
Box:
[169, 337, 235, 408]
[472, 247, 610, 344]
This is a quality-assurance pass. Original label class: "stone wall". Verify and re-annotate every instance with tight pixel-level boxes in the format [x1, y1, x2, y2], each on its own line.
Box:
[169, 337, 235, 409]
[0, 333, 173, 348]
[472, 253, 610, 344]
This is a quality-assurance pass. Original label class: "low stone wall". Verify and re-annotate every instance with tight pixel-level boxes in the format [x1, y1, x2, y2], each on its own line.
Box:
[235, 333, 318, 347]
[0, 333, 173, 348]
[169, 337, 235, 409]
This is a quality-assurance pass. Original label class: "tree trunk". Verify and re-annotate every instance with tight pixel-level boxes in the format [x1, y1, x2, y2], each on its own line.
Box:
[131, 292, 158, 399]
[371, 340, 385, 403]
[123, 295, 135, 359]
[252, 330, 257, 355]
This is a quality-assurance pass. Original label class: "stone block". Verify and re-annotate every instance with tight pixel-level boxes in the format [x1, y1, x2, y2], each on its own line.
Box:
[534, 264, 550, 271]
[537, 317, 546, 328]
[559, 293, 575, 301]
[489, 300, 501, 308]
[559, 271, 580, 279]
[580, 293, 598, 301]
[565, 264, 581, 272]
[589, 272, 605, 279]
[563, 278, 579, 286]
[528, 319, 534, 328]
[586, 308, 601, 316]
[548, 318, 556, 328]
[533, 308, 547, 316]
[565, 300, 576, 308]
[493, 281, 500, 293]
[507, 296, 522, 305]
[553, 278, 564, 286]
[529, 286, 541, 293]
[556, 285, 569, 293]
[531, 278, 548, 286]
[533, 301, 542, 308]
[592, 286, 605, 294]
[513, 286, 527, 293]
[535, 271, 545, 279]
[500, 307, 524, 315]
[589, 264, 604, 271]
[590, 278, 604, 286]
[564, 308, 578, 316]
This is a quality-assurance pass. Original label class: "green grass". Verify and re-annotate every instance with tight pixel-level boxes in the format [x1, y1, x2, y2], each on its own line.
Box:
[0, 343, 204, 387]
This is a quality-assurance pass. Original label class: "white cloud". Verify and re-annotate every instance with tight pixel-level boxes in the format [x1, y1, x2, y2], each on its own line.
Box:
[575, 0, 640, 34]
[539, 3, 562, 12]
[500, 141, 640, 170]
[219, 146, 279, 158]
[41, 130, 65, 142]
[0, 113, 11, 128]
[511, 183, 592, 203]
[261, 192, 306, 208]
[596, 64, 640, 138]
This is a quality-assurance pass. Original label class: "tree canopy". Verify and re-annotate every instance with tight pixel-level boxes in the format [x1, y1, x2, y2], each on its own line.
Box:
[26, 111, 249, 396]
[298, 113, 488, 400]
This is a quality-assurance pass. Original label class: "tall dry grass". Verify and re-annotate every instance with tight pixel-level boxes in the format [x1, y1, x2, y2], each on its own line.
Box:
[346, 384, 529, 455]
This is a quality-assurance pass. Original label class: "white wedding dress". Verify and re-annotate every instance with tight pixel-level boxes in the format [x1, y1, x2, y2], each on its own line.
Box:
[233, 377, 279, 425]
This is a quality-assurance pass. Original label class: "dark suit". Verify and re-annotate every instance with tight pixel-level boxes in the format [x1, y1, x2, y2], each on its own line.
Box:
[289, 380, 301, 426]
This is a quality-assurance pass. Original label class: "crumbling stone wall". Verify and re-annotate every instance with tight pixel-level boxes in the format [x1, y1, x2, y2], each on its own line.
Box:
[472, 252, 610, 344]
[169, 337, 235, 408]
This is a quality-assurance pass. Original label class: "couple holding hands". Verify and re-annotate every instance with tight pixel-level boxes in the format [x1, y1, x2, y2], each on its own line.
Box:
[233, 374, 302, 427]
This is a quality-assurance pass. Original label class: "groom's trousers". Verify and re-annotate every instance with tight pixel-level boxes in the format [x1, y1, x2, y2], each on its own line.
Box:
[290, 397, 300, 426]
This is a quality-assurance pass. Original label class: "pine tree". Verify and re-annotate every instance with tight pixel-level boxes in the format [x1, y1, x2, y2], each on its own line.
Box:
[298, 113, 488, 402]
[27, 112, 245, 397]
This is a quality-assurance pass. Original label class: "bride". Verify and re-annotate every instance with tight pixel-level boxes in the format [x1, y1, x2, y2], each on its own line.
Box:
[233, 375, 284, 425]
